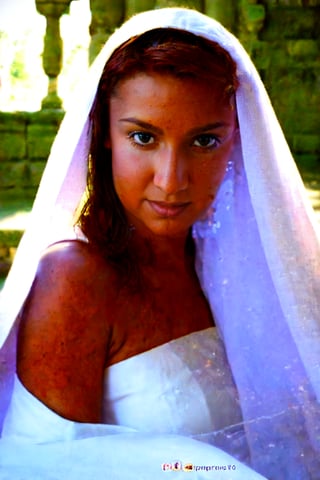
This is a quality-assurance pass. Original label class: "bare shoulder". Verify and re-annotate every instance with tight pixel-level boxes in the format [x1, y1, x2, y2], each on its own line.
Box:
[17, 240, 117, 422]
[37, 239, 115, 289]
[22, 240, 117, 326]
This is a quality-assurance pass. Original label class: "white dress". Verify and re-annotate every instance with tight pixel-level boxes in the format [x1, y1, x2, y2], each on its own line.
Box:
[0, 329, 265, 479]
[1, 7, 319, 479]
[103, 328, 243, 434]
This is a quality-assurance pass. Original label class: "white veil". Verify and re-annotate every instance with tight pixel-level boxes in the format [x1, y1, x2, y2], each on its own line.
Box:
[1, 8, 320, 479]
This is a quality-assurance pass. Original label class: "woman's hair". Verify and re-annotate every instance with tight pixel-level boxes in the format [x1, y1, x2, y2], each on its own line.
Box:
[77, 28, 238, 277]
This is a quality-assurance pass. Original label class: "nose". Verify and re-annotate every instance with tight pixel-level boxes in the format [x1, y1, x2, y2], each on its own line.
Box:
[153, 146, 189, 195]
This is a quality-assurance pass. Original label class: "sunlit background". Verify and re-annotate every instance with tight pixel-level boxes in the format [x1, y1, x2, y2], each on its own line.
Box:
[0, 0, 92, 289]
[0, 0, 91, 112]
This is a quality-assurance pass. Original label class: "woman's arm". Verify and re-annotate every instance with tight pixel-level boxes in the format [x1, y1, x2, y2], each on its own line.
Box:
[17, 241, 115, 423]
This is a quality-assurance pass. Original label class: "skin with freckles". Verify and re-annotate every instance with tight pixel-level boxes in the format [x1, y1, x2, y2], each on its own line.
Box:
[17, 73, 237, 423]
[110, 73, 237, 239]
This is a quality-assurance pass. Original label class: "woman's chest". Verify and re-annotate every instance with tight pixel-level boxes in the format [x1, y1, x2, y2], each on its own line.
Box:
[103, 328, 243, 438]
[107, 278, 214, 365]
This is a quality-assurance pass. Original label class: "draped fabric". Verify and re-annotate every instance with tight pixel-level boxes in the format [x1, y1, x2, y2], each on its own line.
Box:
[0, 7, 320, 479]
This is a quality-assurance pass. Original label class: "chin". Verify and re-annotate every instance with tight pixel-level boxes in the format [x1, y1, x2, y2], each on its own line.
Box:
[144, 220, 192, 239]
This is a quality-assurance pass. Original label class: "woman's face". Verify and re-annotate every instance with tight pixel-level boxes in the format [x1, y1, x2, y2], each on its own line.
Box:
[109, 72, 237, 239]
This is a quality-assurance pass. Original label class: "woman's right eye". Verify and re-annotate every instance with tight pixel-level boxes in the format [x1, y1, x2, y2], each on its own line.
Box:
[129, 132, 155, 146]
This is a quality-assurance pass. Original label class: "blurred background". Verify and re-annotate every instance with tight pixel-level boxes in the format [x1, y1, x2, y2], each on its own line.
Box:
[0, 0, 319, 288]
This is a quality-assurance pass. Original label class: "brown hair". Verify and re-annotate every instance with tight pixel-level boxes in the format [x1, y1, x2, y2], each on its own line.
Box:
[78, 28, 238, 276]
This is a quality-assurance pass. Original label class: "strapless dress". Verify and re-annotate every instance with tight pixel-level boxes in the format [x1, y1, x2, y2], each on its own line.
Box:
[0, 328, 268, 480]
[102, 327, 243, 435]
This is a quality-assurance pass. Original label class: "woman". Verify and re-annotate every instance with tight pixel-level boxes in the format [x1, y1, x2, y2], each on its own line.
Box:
[0, 7, 319, 480]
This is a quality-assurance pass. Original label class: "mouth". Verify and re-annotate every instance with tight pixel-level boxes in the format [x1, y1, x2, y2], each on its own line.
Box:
[148, 200, 191, 218]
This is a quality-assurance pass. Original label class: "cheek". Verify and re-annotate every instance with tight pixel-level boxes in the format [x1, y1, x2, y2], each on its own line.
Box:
[112, 143, 136, 181]
[196, 155, 229, 199]
[111, 146, 149, 202]
[112, 147, 131, 197]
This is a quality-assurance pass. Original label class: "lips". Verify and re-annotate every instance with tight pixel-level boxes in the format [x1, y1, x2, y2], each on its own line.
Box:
[148, 200, 191, 218]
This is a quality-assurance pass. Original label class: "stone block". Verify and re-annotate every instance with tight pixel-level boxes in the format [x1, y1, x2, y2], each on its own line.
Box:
[27, 124, 58, 161]
[287, 39, 319, 60]
[261, 7, 320, 40]
[0, 161, 29, 189]
[295, 154, 320, 171]
[0, 113, 27, 130]
[26, 111, 63, 161]
[292, 135, 320, 153]
[242, 3, 266, 33]
[29, 161, 46, 187]
[250, 41, 271, 69]
[0, 115, 27, 161]
[262, 65, 319, 139]
[0, 132, 26, 161]
[28, 111, 64, 126]
[274, 98, 319, 133]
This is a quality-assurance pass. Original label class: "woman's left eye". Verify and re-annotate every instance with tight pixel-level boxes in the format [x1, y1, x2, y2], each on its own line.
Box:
[193, 134, 219, 149]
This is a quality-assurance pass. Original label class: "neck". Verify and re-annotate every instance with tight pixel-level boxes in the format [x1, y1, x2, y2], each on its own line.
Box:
[131, 229, 194, 271]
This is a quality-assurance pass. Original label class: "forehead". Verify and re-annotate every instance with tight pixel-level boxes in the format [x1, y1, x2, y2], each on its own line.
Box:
[110, 73, 235, 124]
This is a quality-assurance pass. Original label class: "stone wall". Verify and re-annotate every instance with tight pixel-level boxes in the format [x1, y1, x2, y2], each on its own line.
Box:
[0, 0, 319, 202]
[0, 110, 63, 277]
[0, 110, 64, 201]
[241, 0, 320, 169]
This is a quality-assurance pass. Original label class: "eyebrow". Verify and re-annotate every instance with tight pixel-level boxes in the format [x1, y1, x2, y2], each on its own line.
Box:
[119, 117, 230, 136]
[119, 118, 163, 135]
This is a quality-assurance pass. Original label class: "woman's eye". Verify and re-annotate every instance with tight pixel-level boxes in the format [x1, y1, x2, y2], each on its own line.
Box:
[130, 132, 155, 146]
[193, 134, 219, 149]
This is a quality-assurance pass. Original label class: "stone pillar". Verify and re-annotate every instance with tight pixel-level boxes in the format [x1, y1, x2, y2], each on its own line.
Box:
[126, 0, 155, 17]
[35, 0, 72, 109]
[205, 0, 236, 31]
[89, 0, 125, 63]
[238, 0, 266, 49]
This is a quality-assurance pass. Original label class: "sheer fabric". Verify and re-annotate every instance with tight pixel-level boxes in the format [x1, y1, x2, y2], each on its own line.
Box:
[102, 328, 242, 435]
[1, 331, 263, 479]
[0, 7, 319, 479]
